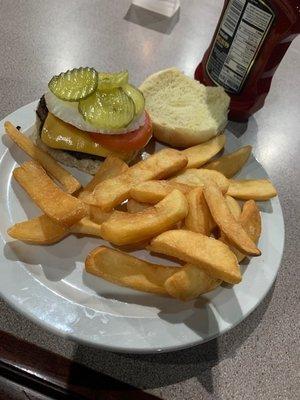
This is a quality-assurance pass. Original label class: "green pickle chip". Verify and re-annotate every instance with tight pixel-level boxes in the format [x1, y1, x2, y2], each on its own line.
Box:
[79, 88, 135, 130]
[48, 67, 98, 101]
[98, 71, 129, 90]
[123, 84, 145, 117]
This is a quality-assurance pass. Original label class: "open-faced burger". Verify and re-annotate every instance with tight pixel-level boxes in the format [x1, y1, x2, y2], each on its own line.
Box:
[35, 67, 152, 174]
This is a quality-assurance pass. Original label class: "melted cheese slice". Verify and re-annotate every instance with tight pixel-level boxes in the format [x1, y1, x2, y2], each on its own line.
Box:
[41, 113, 132, 160]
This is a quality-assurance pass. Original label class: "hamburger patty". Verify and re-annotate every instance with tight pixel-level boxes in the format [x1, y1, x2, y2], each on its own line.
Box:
[36, 96, 103, 161]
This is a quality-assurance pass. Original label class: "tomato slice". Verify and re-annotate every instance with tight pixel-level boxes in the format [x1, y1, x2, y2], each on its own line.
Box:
[89, 112, 152, 152]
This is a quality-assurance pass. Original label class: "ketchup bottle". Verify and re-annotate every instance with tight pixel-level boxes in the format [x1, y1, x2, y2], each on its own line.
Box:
[195, 0, 300, 121]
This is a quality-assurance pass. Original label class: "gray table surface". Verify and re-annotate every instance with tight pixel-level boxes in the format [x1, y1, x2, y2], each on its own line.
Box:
[0, 1, 299, 399]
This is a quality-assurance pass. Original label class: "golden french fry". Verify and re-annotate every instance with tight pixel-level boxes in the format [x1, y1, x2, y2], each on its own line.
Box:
[88, 205, 112, 224]
[164, 264, 221, 301]
[13, 160, 87, 227]
[7, 214, 68, 244]
[240, 200, 261, 236]
[70, 217, 102, 237]
[225, 195, 241, 220]
[79, 156, 126, 222]
[5, 121, 81, 194]
[127, 199, 151, 213]
[203, 145, 252, 178]
[101, 190, 188, 245]
[149, 230, 241, 284]
[184, 187, 214, 236]
[8, 214, 104, 244]
[77, 192, 95, 207]
[86, 149, 188, 211]
[85, 247, 220, 301]
[85, 246, 176, 295]
[223, 200, 262, 262]
[235, 200, 261, 261]
[204, 180, 260, 256]
[130, 180, 192, 204]
[171, 168, 229, 193]
[182, 134, 226, 168]
[219, 196, 242, 241]
[78, 155, 128, 202]
[227, 179, 277, 201]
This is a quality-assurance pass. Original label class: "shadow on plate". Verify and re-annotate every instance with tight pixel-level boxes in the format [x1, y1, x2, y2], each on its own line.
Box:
[2, 134, 29, 164]
[69, 283, 275, 392]
[10, 178, 39, 219]
[83, 265, 245, 355]
[83, 269, 191, 313]
[257, 200, 273, 213]
[82, 253, 251, 335]
[3, 239, 78, 281]
[124, 4, 180, 34]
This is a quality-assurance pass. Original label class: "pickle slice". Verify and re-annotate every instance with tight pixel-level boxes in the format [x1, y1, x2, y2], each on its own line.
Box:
[123, 84, 145, 117]
[79, 88, 135, 130]
[98, 70, 129, 90]
[48, 67, 98, 101]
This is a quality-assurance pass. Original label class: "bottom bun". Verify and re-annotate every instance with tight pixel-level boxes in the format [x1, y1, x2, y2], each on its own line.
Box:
[152, 123, 223, 148]
[32, 118, 138, 175]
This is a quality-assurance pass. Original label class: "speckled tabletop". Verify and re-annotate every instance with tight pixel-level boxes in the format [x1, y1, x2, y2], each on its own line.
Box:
[0, 1, 299, 399]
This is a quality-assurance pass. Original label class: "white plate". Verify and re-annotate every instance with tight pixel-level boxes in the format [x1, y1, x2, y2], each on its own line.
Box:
[0, 101, 284, 353]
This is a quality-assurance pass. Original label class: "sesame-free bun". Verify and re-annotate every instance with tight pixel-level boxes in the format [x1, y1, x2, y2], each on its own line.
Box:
[139, 68, 230, 148]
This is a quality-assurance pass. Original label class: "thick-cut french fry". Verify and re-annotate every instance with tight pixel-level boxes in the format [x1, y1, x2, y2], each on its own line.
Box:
[101, 190, 188, 245]
[85, 246, 176, 295]
[86, 149, 188, 211]
[5, 121, 81, 194]
[78, 157, 127, 222]
[13, 160, 87, 227]
[204, 180, 260, 256]
[85, 247, 221, 300]
[235, 200, 261, 261]
[225, 195, 241, 220]
[79, 155, 128, 201]
[184, 187, 214, 236]
[203, 146, 252, 178]
[70, 217, 102, 237]
[164, 264, 221, 301]
[182, 134, 226, 168]
[127, 199, 151, 213]
[227, 179, 277, 201]
[222, 200, 262, 262]
[171, 169, 229, 193]
[219, 196, 242, 241]
[130, 180, 192, 204]
[7, 214, 68, 244]
[149, 230, 241, 284]
[88, 205, 112, 224]
[8, 214, 104, 244]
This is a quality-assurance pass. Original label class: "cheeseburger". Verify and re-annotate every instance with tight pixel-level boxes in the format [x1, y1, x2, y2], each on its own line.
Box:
[35, 67, 152, 174]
